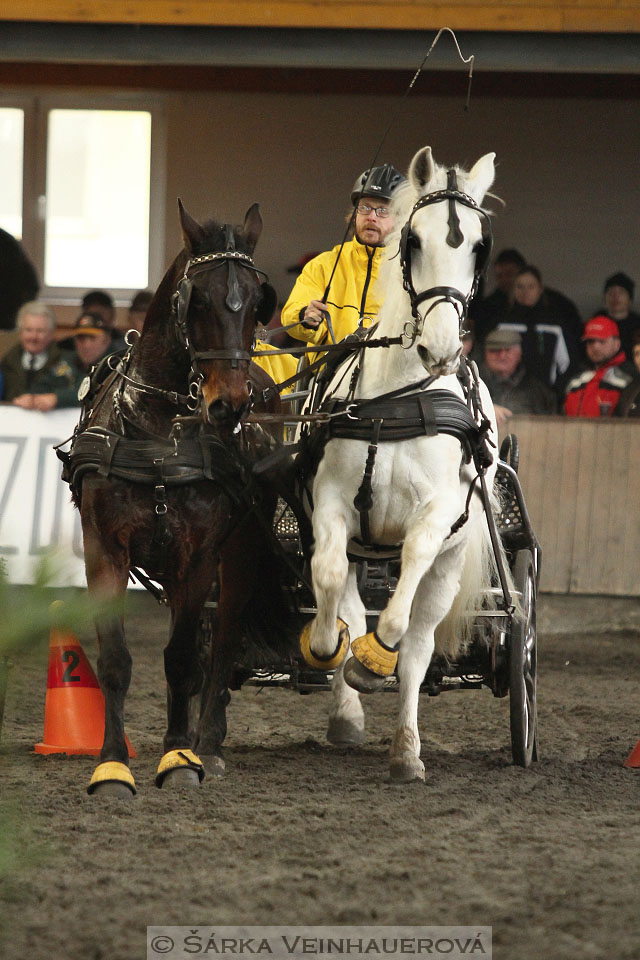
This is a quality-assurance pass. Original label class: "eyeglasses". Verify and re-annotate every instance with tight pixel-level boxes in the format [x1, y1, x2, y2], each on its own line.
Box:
[356, 203, 391, 219]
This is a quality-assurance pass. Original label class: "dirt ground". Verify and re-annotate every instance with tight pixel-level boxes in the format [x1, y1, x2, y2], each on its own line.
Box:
[1, 590, 639, 960]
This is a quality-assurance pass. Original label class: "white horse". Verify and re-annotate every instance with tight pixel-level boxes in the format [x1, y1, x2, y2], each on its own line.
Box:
[299, 145, 510, 782]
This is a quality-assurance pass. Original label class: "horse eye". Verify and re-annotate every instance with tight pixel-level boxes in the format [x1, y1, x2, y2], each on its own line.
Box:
[192, 290, 211, 311]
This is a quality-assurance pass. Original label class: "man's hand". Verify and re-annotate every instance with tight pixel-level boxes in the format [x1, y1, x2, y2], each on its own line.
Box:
[12, 394, 35, 409]
[31, 393, 58, 411]
[301, 299, 330, 329]
[14, 393, 58, 411]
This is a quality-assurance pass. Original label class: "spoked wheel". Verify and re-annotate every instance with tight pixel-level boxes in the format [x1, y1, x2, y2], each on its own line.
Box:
[509, 549, 538, 767]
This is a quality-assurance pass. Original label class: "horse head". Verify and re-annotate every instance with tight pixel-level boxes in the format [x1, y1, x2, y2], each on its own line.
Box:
[152, 201, 276, 426]
[399, 146, 495, 377]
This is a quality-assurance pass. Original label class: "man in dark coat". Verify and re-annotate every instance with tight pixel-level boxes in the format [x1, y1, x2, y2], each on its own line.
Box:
[1, 301, 70, 402]
[479, 327, 557, 428]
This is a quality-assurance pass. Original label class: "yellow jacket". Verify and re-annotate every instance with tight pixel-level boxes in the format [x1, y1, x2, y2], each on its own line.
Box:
[282, 239, 386, 348]
[252, 339, 298, 395]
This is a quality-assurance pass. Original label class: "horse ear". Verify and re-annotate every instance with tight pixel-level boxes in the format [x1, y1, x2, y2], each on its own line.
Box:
[178, 199, 207, 253]
[242, 203, 263, 254]
[408, 146, 436, 192]
[465, 153, 496, 204]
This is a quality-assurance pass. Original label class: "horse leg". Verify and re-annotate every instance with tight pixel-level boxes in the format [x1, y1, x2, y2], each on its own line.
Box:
[194, 533, 250, 775]
[390, 543, 467, 783]
[157, 570, 215, 788]
[83, 524, 135, 798]
[345, 496, 458, 693]
[326, 565, 366, 745]
[300, 505, 351, 669]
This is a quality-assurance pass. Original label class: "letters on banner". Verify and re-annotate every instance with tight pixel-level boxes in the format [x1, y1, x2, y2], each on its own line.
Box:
[0, 407, 87, 586]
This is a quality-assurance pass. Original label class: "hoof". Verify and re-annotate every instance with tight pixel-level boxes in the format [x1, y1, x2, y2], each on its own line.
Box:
[161, 766, 201, 788]
[89, 780, 136, 798]
[390, 756, 426, 783]
[155, 749, 205, 789]
[87, 761, 136, 797]
[299, 618, 350, 671]
[344, 657, 387, 694]
[351, 631, 398, 676]
[327, 716, 365, 746]
[205, 755, 226, 777]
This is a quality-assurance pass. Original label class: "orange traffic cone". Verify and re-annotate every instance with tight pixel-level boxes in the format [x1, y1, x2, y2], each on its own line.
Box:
[624, 740, 640, 768]
[35, 613, 136, 758]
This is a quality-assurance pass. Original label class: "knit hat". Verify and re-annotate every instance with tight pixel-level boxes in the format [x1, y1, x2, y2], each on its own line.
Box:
[604, 272, 634, 300]
[485, 327, 522, 349]
[582, 315, 620, 341]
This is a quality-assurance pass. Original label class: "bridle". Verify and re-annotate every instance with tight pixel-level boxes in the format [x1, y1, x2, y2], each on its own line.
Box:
[167, 223, 271, 410]
[399, 169, 493, 346]
[111, 225, 271, 417]
[171, 223, 268, 367]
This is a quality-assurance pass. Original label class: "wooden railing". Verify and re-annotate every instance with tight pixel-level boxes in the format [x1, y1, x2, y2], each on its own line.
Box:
[506, 415, 640, 596]
[0, 0, 637, 33]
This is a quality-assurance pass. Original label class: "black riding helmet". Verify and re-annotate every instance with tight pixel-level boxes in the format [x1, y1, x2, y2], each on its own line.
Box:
[351, 164, 406, 205]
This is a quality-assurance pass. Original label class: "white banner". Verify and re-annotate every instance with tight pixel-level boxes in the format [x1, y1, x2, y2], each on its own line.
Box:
[0, 406, 87, 586]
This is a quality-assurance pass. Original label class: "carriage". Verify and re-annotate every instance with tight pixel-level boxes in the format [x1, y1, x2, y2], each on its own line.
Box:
[61, 146, 541, 794]
[200, 427, 540, 770]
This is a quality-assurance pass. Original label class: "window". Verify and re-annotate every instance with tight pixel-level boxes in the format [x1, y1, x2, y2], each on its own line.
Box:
[0, 96, 165, 303]
[0, 107, 25, 239]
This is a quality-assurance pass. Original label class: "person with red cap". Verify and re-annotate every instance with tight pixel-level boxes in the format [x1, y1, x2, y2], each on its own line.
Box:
[564, 315, 634, 417]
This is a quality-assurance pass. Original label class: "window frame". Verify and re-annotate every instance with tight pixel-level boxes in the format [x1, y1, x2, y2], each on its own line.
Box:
[0, 90, 166, 307]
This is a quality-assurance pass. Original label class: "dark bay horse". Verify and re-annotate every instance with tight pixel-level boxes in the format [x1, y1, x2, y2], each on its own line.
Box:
[67, 202, 288, 796]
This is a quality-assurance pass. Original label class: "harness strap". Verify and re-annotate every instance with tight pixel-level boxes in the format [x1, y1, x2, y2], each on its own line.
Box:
[353, 419, 383, 546]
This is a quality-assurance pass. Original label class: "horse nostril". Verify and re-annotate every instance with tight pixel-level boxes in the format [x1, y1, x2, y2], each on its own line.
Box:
[208, 399, 235, 422]
[417, 344, 432, 370]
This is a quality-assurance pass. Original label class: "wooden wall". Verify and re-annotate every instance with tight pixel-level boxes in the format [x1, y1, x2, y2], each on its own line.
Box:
[505, 416, 640, 596]
[0, 0, 638, 32]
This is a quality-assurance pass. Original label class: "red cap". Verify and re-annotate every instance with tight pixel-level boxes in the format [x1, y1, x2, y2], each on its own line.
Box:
[582, 315, 620, 341]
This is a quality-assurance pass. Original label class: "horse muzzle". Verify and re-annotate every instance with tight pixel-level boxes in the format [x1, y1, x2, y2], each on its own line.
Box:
[207, 397, 250, 425]
[417, 343, 462, 378]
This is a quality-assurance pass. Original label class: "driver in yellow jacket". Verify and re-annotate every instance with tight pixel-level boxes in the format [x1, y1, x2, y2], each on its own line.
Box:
[281, 164, 406, 356]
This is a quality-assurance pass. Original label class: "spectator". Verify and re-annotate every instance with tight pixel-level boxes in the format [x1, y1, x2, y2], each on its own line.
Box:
[473, 251, 583, 364]
[469, 247, 526, 342]
[281, 164, 407, 349]
[478, 327, 557, 428]
[0, 228, 40, 330]
[599, 272, 640, 360]
[615, 329, 640, 418]
[127, 289, 154, 334]
[1, 301, 70, 403]
[564, 315, 633, 418]
[80, 289, 126, 351]
[494, 265, 576, 391]
[81, 289, 115, 326]
[23, 312, 117, 411]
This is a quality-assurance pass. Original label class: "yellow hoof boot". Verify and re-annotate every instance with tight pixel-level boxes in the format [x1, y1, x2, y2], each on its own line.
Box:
[155, 749, 205, 788]
[351, 631, 398, 677]
[299, 618, 350, 670]
[87, 761, 136, 796]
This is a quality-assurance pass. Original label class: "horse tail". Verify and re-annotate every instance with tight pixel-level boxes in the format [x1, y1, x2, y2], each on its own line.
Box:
[434, 480, 519, 660]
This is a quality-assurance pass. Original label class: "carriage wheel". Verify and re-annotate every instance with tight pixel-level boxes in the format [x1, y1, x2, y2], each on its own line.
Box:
[509, 549, 538, 767]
